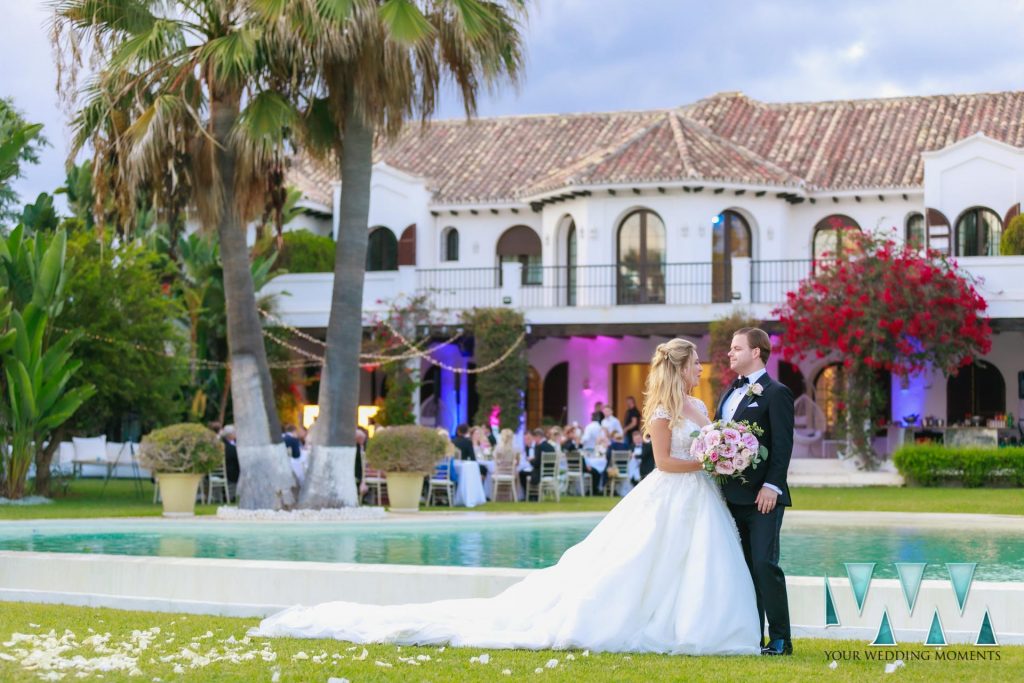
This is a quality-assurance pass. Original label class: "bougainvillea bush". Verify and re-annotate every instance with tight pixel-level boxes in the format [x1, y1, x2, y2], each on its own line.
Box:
[773, 231, 992, 468]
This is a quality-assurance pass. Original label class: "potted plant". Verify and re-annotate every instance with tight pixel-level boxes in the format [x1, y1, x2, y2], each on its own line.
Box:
[365, 425, 448, 512]
[139, 423, 223, 517]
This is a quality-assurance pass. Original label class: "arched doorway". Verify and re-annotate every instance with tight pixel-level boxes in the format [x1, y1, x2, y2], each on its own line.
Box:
[955, 207, 1002, 257]
[712, 210, 752, 303]
[366, 227, 398, 271]
[542, 362, 569, 425]
[617, 209, 666, 304]
[526, 366, 542, 430]
[497, 225, 542, 285]
[777, 360, 806, 400]
[947, 360, 1006, 423]
[814, 363, 892, 437]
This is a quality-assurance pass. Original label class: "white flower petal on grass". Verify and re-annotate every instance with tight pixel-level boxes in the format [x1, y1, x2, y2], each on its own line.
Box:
[884, 660, 905, 674]
[293, 651, 309, 660]
[271, 668, 281, 682]
[375, 660, 393, 667]
[502, 669, 511, 675]
[437, 646, 446, 652]
[416, 654, 431, 661]
[327, 678, 350, 683]
[172, 665, 184, 674]
[582, 650, 590, 657]
[29, 623, 40, 628]
[829, 660, 838, 670]
[479, 653, 490, 664]
[545, 658, 558, 668]
[352, 648, 368, 661]
[534, 667, 543, 674]
[565, 654, 575, 661]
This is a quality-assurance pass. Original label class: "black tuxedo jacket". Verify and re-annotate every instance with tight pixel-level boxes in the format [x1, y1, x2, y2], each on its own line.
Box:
[452, 435, 476, 461]
[715, 373, 794, 507]
[525, 440, 556, 483]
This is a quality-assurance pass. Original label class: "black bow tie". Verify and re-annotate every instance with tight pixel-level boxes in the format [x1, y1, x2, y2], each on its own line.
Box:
[731, 376, 750, 391]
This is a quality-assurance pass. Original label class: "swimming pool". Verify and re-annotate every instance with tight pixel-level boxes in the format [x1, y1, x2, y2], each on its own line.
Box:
[1, 516, 1021, 581]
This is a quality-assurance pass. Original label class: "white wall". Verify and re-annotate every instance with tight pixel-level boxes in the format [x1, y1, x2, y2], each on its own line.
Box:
[924, 134, 1024, 225]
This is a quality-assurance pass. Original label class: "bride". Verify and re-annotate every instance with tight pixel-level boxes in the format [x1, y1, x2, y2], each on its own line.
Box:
[253, 339, 761, 655]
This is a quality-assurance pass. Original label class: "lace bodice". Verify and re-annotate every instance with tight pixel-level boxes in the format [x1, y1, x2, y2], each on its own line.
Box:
[650, 399, 708, 461]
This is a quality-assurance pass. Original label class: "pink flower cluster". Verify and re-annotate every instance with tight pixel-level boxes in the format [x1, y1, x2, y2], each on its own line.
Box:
[689, 420, 765, 480]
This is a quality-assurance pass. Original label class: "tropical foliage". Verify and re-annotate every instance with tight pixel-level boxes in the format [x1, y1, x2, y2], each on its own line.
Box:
[0, 228, 94, 498]
[707, 310, 761, 392]
[0, 98, 47, 222]
[1002, 214, 1024, 255]
[774, 231, 992, 468]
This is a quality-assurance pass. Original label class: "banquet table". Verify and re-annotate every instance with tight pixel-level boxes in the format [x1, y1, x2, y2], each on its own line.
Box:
[453, 459, 487, 507]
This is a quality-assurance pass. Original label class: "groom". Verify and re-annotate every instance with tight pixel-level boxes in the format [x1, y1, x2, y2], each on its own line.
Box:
[715, 327, 794, 656]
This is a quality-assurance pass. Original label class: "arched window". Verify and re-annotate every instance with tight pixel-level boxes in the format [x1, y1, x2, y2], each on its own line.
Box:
[617, 209, 666, 305]
[441, 227, 459, 262]
[366, 227, 398, 271]
[542, 362, 569, 424]
[947, 360, 1005, 422]
[496, 225, 542, 285]
[905, 213, 925, 250]
[566, 221, 577, 306]
[813, 363, 890, 439]
[712, 210, 752, 303]
[526, 366, 542, 430]
[812, 215, 861, 262]
[955, 207, 1002, 257]
[398, 224, 416, 266]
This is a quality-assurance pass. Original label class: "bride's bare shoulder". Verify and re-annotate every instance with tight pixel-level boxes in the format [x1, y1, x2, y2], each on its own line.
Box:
[688, 396, 709, 416]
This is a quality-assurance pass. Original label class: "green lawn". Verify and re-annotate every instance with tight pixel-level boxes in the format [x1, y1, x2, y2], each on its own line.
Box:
[0, 479, 217, 520]
[0, 602, 1018, 682]
[1, 479, 1021, 520]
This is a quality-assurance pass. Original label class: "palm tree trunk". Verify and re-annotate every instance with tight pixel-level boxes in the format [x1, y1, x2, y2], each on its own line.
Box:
[300, 93, 372, 508]
[210, 91, 297, 510]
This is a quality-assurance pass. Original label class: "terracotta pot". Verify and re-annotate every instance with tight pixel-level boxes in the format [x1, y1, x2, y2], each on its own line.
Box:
[156, 473, 204, 517]
[384, 471, 426, 512]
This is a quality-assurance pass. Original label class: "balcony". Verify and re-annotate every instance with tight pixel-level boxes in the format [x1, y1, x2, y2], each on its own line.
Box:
[261, 256, 1024, 329]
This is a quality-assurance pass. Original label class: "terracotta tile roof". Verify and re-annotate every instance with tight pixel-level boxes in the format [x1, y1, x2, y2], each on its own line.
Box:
[290, 90, 1024, 204]
[683, 90, 1024, 191]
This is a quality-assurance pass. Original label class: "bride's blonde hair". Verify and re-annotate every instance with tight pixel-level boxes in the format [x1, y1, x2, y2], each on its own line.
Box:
[642, 338, 697, 436]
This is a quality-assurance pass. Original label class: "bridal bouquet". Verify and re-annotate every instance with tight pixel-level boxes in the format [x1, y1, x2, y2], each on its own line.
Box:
[689, 420, 768, 482]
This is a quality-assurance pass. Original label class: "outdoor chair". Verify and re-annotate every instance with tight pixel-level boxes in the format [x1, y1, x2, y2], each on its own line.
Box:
[564, 451, 592, 496]
[605, 450, 632, 496]
[526, 451, 560, 503]
[491, 450, 519, 502]
[363, 467, 388, 506]
[426, 460, 455, 507]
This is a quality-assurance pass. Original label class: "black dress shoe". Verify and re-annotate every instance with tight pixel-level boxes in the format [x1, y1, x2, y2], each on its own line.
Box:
[760, 639, 793, 656]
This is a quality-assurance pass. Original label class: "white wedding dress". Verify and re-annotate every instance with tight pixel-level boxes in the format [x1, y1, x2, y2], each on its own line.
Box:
[253, 402, 761, 655]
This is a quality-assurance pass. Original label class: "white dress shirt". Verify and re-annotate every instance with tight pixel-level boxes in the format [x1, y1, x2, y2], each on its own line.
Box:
[722, 368, 782, 497]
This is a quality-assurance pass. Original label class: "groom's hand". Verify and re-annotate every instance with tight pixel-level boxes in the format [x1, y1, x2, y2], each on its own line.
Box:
[755, 486, 778, 514]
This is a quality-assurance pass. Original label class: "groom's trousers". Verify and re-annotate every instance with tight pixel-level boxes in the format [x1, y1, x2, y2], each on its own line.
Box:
[728, 503, 791, 644]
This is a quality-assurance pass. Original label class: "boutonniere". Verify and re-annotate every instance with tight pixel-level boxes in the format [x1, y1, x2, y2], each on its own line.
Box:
[745, 383, 764, 398]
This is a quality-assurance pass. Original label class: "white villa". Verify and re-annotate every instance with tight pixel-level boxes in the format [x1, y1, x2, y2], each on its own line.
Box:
[265, 90, 1024, 450]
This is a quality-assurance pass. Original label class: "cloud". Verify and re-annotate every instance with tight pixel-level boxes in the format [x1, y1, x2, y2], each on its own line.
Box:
[2, 0, 1023, 208]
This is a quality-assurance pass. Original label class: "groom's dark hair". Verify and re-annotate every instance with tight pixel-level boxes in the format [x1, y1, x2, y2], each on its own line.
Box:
[734, 327, 772, 363]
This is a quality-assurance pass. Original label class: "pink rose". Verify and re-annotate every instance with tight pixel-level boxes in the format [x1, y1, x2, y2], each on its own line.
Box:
[704, 430, 722, 448]
[710, 452, 719, 462]
[722, 428, 741, 444]
[740, 433, 759, 452]
[715, 459, 736, 475]
[689, 437, 705, 457]
[732, 452, 750, 471]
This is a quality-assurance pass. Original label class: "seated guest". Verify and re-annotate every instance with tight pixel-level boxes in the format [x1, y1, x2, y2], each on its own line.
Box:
[610, 430, 629, 452]
[470, 426, 492, 460]
[453, 423, 487, 476]
[594, 432, 611, 458]
[354, 426, 369, 501]
[519, 428, 557, 500]
[639, 433, 656, 481]
[219, 424, 239, 492]
[546, 426, 563, 453]
[517, 431, 535, 498]
[601, 405, 623, 438]
[561, 425, 583, 452]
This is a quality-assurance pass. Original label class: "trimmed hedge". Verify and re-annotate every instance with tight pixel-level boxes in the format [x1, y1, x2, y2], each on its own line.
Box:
[893, 445, 1024, 487]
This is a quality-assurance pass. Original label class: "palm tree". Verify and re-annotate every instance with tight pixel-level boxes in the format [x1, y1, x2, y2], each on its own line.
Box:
[255, 0, 527, 507]
[53, 0, 297, 508]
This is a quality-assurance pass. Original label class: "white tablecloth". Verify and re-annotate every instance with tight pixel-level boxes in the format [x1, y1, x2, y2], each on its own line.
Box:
[584, 456, 607, 473]
[477, 460, 496, 499]
[453, 460, 487, 508]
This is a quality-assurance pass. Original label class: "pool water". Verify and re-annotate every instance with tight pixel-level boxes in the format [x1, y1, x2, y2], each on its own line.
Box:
[1, 517, 1022, 581]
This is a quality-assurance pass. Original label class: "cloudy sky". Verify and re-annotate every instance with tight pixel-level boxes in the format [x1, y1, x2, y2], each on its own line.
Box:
[3, 0, 1024, 209]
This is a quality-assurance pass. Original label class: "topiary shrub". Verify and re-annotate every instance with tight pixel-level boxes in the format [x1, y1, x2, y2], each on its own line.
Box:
[365, 425, 448, 473]
[138, 423, 224, 474]
[1001, 214, 1024, 255]
[893, 445, 1024, 487]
